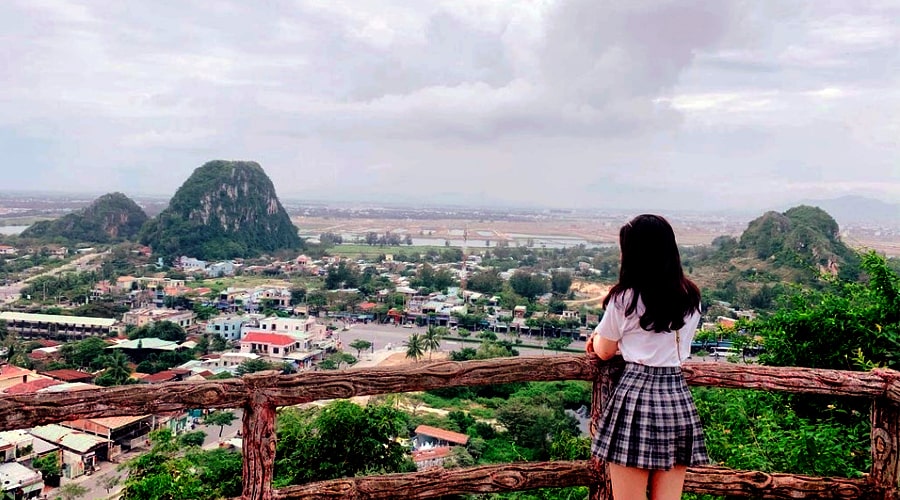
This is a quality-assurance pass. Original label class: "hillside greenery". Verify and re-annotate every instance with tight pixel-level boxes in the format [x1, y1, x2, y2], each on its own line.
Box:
[140, 160, 301, 261]
[21, 192, 148, 243]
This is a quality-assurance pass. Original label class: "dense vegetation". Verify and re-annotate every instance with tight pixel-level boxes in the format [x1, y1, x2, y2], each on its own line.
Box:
[21, 192, 148, 243]
[140, 160, 301, 260]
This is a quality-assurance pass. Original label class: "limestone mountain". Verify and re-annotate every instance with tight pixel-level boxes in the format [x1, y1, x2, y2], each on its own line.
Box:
[139, 160, 301, 260]
[739, 205, 858, 273]
[685, 205, 860, 311]
[21, 192, 148, 243]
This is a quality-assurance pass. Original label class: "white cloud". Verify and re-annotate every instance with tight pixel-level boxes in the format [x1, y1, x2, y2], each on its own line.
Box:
[0, 0, 898, 211]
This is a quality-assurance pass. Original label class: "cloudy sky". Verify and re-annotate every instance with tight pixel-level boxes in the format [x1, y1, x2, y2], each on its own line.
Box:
[1, 0, 898, 211]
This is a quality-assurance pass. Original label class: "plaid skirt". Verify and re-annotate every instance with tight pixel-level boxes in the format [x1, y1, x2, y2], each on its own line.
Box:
[591, 362, 709, 470]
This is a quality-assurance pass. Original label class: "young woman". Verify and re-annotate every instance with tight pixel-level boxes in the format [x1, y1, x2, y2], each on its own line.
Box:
[586, 214, 708, 500]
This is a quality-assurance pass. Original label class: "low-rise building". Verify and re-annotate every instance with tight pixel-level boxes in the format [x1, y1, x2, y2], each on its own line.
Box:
[0, 312, 119, 338]
[62, 415, 154, 459]
[0, 245, 18, 256]
[0, 462, 43, 499]
[413, 425, 469, 449]
[240, 332, 308, 357]
[28, 425, 109, 478]
[122, 308, 195, 330]
[206, 316, 246, 341]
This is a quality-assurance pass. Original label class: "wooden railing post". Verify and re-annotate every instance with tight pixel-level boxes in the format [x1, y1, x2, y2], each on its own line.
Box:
[243, 372, 278, 500]
[589, 357, 624, 500]
[871, 397, 900, 500]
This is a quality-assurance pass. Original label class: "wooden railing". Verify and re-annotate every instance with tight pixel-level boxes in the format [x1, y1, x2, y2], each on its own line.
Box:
[1, 356, 898, 499]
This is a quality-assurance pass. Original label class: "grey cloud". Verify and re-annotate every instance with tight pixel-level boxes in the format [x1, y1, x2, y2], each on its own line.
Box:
[0, 0, 898, 211]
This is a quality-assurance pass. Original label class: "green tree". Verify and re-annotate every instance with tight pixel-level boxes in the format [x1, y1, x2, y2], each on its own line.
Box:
[129, 320, 187, 342]
[59, 336, 109, 370]
[203, 411, 236, 438]
[290, 287, 307, 306]
[99, 474, 121, 495]
[236, 358, 277, 376]
[95, 350, 133, 387]
[422, 326, 443, 360]
[509, 270, 550, 300]
[348, 339, 373, 358]
[550, 270, 573, 295]
[59, 483, 89, 500]
[274, 401, 414, 487]
[546, 336, 573, 354]
[210, 334, 228, 352]
[404, 333, 425, 363]
[32, 453, 61, 483]
[178, 431, 207, 448]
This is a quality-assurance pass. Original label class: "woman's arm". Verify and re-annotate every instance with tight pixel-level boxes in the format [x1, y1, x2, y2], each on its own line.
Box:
[592, 335, 619, 361]
[586, 332, 619, 361]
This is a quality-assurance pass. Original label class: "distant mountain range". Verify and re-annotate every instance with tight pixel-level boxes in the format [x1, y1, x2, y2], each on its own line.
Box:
[790, 195, 898, 226]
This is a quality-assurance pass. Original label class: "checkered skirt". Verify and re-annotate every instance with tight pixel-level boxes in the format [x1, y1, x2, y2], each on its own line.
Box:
[591, 362, 709, 470]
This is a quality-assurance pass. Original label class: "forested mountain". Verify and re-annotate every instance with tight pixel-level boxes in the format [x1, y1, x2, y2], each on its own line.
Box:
[21, 192, 148, 243]
[139, 160, 301, 260]
[684, 205, 860, 310]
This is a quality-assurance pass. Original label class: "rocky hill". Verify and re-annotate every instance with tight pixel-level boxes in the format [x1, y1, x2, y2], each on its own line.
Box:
[139, 160, 301, 260]
[21, 192, 148, 243]
[685, 205, 860, 311]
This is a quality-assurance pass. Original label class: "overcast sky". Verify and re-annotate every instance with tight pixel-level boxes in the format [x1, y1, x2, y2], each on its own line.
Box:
[1, 1, 898, 211]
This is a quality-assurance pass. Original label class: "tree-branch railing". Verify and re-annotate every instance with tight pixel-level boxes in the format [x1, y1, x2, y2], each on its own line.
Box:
[0, 356, 897, 499]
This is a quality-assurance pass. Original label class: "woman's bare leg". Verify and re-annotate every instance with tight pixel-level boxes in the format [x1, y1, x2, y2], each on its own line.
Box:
[649, 465, 687, 500]
[608, 463, 649, 500]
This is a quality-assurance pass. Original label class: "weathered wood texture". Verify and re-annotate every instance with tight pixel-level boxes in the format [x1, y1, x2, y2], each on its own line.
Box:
[589, 357, 624, 500]
[260, 356, 598, 406]
[685, 466, 872, 499]
[269, 462, 871, 499]
[2, 357, 896, 432]
[683, 362, 887, 399]
[871, 398, 900, 500]
[272, 461, 598, 499]
[243, 372, 278, 500]
[0, 379, 248, 431]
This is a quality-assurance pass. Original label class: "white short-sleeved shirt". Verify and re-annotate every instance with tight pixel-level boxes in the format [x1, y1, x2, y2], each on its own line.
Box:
[594, 290, 701, 367]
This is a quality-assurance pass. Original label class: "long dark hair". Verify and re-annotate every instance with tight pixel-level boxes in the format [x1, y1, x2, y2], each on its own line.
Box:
[602, 214, 701, 332]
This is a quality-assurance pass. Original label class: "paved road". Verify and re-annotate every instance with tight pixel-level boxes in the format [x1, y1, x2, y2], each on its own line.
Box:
[0, 252, 103, 305]
[333, 322, 588, 358]
[53, 409, 244, 500]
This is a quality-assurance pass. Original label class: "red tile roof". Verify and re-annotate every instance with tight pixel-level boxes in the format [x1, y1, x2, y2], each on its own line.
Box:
[414, 425, 469, 445]
[412, 446, 453, 463]
[241, 332, 296, 347]
[4, 379, 62, 395]
[141, 370, 181, 383]
[36, 339, 61, 348]
[40, 369, 94, 382]
[358, 302, 377, 310]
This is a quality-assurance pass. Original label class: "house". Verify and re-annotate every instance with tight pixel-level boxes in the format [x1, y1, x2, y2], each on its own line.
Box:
[0, 245, 17, 256]
[3, 378, 62, 395]
[28, 425, 110, 478]
[0, 365, 48, 392]
[122, 308, 195, 330]
[178, 256, 208, 272]
[0, 312, 119, 338]
[240, 332, 307, 358]
[0, 462, 43, 499]
[62, 415, 155, 459]
[179, 352, 261, 375]
[0, 430, 35, 462]
[116, 276, 138, 292]
[141, 369, 190, 384]
[413, 425, 469, 449]
[254, 317, 326, 340]
[206, 316, 246, 342]
[412, 446, 453, 470]
[40, 369, 94, 384]
[207, 261, 235, 278]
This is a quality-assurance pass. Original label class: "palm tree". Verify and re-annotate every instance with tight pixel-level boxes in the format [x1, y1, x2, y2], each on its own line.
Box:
[404, 333, 425, 363]
[102, 351, 132, 385]
[423, 326, 443, 360]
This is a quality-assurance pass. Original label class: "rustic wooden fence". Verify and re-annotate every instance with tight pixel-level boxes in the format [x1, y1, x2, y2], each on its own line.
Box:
[1, 355, 898, 499]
